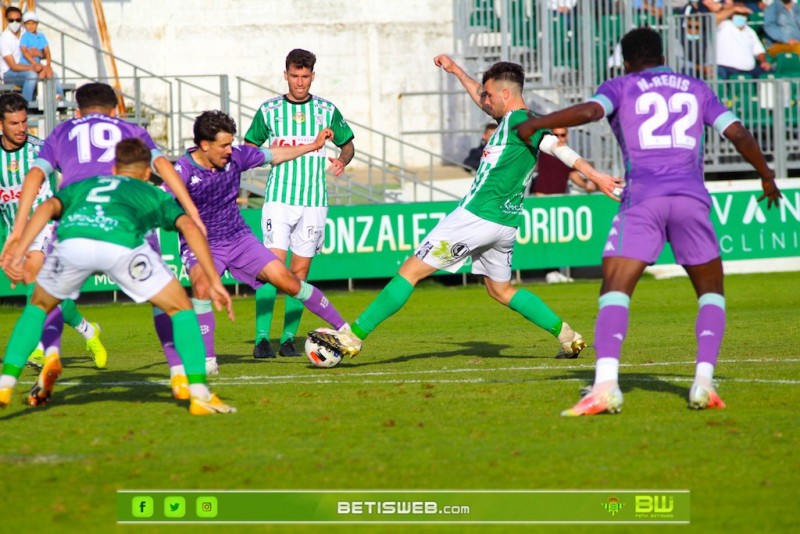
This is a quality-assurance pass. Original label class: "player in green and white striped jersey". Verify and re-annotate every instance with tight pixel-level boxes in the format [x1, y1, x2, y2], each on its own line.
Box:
[0, 93, 107, 369]
[310, 56, 623, 362]
[245, 48, 355, 359]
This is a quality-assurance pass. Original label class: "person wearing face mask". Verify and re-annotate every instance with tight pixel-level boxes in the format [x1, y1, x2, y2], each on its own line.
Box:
[764, 0, 800, 56]
[0, 7, 43, 103]
[716, 3, 773, 79]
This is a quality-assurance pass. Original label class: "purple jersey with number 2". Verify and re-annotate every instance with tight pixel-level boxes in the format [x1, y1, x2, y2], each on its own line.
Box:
[591, 66, 738, 207]
[34, 113, 162, 188]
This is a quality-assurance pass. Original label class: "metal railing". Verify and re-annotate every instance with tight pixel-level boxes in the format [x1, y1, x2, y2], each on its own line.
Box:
[444, 0, 799, 178]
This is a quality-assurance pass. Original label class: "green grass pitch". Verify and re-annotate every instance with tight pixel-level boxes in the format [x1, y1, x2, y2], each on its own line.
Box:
[0, 272, 797, 533]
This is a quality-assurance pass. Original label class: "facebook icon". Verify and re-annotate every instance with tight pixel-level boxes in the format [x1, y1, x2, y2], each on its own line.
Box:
[132, 496, 154, 518]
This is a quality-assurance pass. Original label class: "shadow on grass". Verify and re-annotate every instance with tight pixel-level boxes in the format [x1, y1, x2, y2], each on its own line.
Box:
[0, 357, 183, 421]
[549, 369, 696, 403]
[345, 339, 560, 367]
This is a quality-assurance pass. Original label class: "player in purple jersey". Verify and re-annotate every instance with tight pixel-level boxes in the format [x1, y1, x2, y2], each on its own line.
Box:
[517, 27, 782, 416]
[1, 82, 205, 258]
[161, 110, 350, 384]
[0, 83, 206, 373]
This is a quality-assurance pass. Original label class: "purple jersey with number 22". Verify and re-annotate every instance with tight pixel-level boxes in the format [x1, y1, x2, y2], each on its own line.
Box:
[590, 66, 738, 207]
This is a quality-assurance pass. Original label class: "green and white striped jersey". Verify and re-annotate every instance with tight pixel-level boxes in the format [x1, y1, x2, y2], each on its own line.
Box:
[460, 109, 547, 228]
[0, 135, 54, 239]
[245, 94, 354, 207]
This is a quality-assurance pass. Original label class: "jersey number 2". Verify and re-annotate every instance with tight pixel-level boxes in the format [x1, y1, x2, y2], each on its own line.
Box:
[636, 92, 698, 150]
[86, 178, 120, 203]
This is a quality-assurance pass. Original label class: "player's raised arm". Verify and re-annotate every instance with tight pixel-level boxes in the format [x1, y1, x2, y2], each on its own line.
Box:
[434, 54, 483, 108]
[722, 122, 782, 209]
[153, 156, 208, 236]
[268, 128, 333, 165]
[175, 214, 234, 321]
[0, 167, 46, 262]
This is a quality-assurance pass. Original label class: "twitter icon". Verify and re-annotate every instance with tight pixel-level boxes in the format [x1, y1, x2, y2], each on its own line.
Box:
[164, 496, 186, 518]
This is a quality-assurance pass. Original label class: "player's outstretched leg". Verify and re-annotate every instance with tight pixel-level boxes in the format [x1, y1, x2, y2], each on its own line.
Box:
[62, 299, 107, 369]
[311, 274, 416, 359]
[562, 291, 629, 416]
[689, 293, 726, 410]
[290, 281, 363, 356]
[1, 305, 49, 408]
[506, 288, 586, 358]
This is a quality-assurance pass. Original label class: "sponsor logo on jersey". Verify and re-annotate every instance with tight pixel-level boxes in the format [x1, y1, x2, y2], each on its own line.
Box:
[314, 113, 325, 126]
[128, 253, 153, 281]
[0, 186, 22, 204]
[415, 241, 433, 260]
[481, 144, 502, 164]
[272, 136, 325, 156]
[190, 175, 202, 185]
[450, 242, 470, 259]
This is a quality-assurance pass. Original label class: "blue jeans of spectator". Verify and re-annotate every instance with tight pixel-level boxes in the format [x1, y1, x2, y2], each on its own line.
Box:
[717, 65, 767, 80]
[3, 70, 65, 103]
[3, 69, 38, 101]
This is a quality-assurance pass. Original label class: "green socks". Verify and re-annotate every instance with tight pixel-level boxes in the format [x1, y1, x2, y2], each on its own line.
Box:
[171, 310, 206, 385]
[508, 289, 562, 337]
[254, 284, 277, 343]
[281, 296, 304, 344]
[61, 298, 82, 328]
[1, 305, 47, 378]
[352, 275, 415, 340]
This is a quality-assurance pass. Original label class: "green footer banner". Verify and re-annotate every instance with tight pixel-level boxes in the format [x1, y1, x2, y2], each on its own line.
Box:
[118, 490, 690, 524]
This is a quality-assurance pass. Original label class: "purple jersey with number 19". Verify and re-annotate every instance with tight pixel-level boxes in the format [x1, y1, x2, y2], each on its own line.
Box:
[590, 66, 738, 207]
[33, 113, 162, 188]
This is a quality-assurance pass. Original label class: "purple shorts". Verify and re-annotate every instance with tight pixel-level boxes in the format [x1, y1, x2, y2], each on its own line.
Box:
[603, 196, 720, 266]
[181, 232, 278, 289]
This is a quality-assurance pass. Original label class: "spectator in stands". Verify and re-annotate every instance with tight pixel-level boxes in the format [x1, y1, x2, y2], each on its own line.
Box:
[680, 3, 715, 78]
[698, 0, 736, 11]
[633, 1, 665, 20]
[716, 4, 773, 78]
[462, 122, 497, 171]
[763, 0, 800, 56]
[0, 7, 41, 103]
[531, 128, 596, 195]
[18, 12, 65, 104]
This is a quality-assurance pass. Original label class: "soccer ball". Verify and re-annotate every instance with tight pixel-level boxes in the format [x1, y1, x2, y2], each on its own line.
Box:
[305, 328, 343, 368]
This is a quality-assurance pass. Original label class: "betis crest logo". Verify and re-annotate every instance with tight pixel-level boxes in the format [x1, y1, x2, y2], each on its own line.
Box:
[8, 159, 18, 173]
[293, 111, 306, 124]
[602, 496, 624, 516]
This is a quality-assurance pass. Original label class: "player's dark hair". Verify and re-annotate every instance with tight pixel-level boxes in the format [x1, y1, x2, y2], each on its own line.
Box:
[193, 110, 237, 145]
[621, 27, 663, 70]
[75, 83, 118, 111]
[286, 48, 316, 71]
[0, 93, 28, 120]
[482, 61, 525, 90]
[5, 7, 21, 18]
[115, 138, 150, 168]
